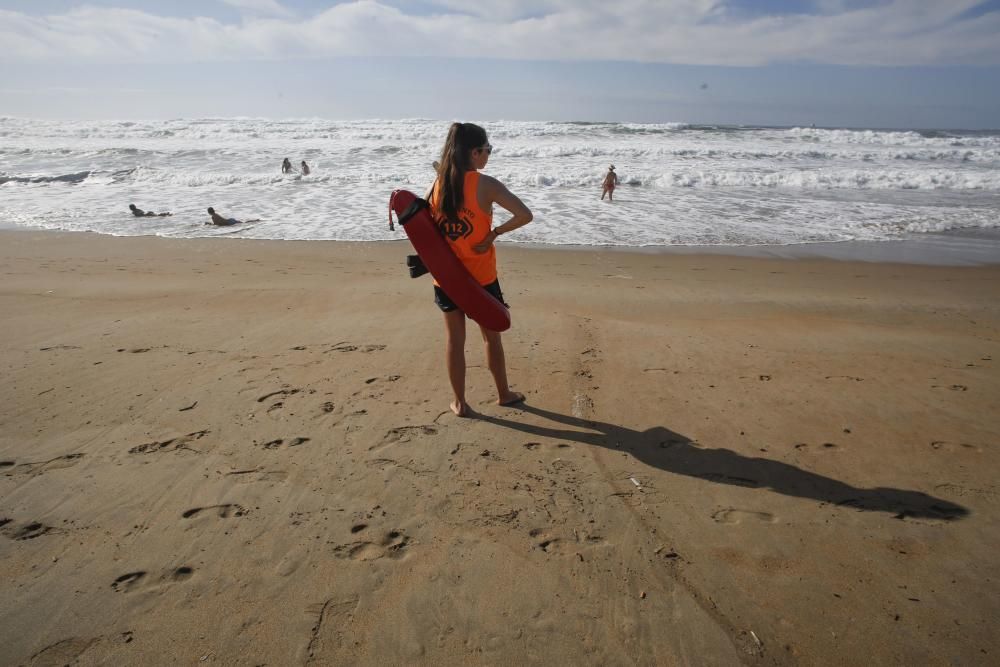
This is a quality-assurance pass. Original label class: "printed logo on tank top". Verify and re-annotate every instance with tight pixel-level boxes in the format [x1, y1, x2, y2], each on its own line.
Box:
[438, 206, 475, 241]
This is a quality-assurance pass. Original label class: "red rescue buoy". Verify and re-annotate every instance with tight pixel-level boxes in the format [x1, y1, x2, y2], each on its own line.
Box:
[389, 189, 511, 332]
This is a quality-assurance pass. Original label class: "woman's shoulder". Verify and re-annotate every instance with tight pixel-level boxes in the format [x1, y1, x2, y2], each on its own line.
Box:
[474, 172, 504, 192]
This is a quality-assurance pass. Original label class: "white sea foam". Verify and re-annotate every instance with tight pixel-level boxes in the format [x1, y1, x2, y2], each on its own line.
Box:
[1, 118, 998, 248]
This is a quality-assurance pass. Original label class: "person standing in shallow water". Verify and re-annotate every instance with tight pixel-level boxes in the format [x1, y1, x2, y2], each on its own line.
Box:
[601, 165, 619, 201]
[300, 160, 310, 175]
[281, 158, 292, 174]
[428, 122, 533, 417]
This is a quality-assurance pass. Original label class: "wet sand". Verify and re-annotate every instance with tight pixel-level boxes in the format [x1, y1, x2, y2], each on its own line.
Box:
[1, 229, 999, 666]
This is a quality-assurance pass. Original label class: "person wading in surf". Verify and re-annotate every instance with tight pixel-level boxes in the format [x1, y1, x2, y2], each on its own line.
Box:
[601, 165, 619, 201]
[428, 122, 533, 417]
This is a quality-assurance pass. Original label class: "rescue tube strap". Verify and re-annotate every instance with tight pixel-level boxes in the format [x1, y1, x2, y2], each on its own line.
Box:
[389, 191, 429, 230]
[398, 197, 429, 226]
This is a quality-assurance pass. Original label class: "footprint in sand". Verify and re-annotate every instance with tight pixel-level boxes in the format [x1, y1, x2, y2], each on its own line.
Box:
[571, 393, 594, 419]
[182, 504, 247, 519]
[257, 388, 302, 403]
[793, 442, 840, 451]
[110, 571, 146, 592]
[332, 528, 410, 561]
[1, 519, 55, 540]
[27, 637, 103, 665]
[366, 457, 434, 477]
[373, 425, 437, 450]
[930, 440, 983, 453]
[256, 437, 311, 450]
[111, 566, 194, 593]
[712, 509, 777, 525]
[222, 468, 289, 483]
[934, 483, 998, 501]
[365, 375, 401, 385]
[529, 527, 607, 556]
[536, 536, 565, 554]
[9, 452, 84, 477]
[258, 388, 319, 418]
[523, 442, 572, 452]
[304, 595, 361, 661]
[128, 430, 209, 454]
[257, 387, 309, 416]
[326, 342, 387, 354]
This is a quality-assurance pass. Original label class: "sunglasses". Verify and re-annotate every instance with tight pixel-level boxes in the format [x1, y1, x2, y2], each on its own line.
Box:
[478, 144, 493, 155]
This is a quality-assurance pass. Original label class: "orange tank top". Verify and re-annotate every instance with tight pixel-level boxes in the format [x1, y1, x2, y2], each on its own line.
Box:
[429, 171, 497, 286]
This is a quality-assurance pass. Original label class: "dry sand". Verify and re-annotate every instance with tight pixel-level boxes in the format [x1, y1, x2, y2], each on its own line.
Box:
[1, 229, 999, 666]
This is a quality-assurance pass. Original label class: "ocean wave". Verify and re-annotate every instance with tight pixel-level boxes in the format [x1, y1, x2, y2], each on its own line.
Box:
[3, 117, 999, 250]
[2, 118, 996, 150]
[648, 168, 1000, 190]
[497, 145, 1000, 163]
[8, 199, 997, 247]
[786, 127, 1000, 148]
[121, 167, 314, 187]
[18, 164, 995, 191]
[499, 168, 1000, 190]
[0, 170, 91, 185]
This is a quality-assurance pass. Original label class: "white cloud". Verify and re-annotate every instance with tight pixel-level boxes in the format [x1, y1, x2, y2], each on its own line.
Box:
[219, 0, 295, 19]
[1, 0, 998, 66]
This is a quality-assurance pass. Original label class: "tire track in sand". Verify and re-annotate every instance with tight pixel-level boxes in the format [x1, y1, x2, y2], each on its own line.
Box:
[563, 314, 753, 659]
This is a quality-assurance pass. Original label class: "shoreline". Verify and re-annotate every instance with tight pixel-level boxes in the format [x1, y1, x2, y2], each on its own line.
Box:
[2, 228, 998, 665]
[4, 225, 999, 267]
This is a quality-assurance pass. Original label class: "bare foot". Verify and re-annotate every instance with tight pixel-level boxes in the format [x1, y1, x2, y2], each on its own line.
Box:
[450, 400, 471, 417]
[498, 392, 525, 407]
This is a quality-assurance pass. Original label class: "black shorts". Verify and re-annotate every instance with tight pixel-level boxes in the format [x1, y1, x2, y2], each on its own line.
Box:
[434, 279, 508, 313]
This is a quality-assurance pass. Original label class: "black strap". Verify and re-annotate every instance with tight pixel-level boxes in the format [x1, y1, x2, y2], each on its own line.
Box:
[398, 197, 428, 226]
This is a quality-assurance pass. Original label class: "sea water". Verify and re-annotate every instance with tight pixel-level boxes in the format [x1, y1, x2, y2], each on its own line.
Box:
[1, 117, 998, 249]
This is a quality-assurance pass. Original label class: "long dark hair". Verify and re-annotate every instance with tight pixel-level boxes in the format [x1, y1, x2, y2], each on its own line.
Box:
[436, 122, 488, 223]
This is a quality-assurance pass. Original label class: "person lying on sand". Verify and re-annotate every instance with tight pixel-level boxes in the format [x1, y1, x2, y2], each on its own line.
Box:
[129, 204, 172, 217]
[205, 207, 260, 226]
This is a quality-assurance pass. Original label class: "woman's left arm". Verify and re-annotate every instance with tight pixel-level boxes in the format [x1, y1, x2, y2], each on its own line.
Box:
[473, 176, 533, 252]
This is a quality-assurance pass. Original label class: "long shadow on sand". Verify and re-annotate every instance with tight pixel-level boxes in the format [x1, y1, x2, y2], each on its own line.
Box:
[481, 404, 968, 521]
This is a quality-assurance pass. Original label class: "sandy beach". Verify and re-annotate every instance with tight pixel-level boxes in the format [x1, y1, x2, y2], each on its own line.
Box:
[2, 229, 998, 666]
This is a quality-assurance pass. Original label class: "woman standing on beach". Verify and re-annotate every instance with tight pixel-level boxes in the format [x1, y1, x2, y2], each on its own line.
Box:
[429, 122, 533, 417]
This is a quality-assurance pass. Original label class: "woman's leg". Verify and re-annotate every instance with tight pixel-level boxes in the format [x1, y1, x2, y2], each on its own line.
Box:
[444, 310, 469, 416]
[479, 326, 524, 406]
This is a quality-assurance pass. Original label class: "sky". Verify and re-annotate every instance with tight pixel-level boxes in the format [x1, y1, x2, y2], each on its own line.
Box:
[1, 0, 999, 128]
